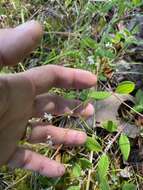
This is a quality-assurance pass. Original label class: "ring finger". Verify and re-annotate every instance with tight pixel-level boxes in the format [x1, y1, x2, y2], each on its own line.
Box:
[28, 124, 87, 146]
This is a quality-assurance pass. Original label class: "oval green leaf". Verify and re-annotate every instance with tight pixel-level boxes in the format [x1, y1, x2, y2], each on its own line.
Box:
[79, 158, 92, 169]
[102, 120, 118, 133]
[135, 89, 143, 104]
[98, 154, 110, 178]
[119, 134, 130, 161]
[100, 178, 110, 190]
[115, 81, 135, 94]
[85, 137, 102, 152]
[122, 183, 137, 190]
[71, 163, 81, 177]
[88, 91, 111, 100]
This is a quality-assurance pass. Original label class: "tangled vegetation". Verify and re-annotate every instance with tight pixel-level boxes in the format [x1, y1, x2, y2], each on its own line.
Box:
[0, 0, 143, 189]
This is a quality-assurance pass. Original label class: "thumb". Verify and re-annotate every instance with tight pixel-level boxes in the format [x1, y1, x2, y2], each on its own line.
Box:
[0, 20, 43, 66]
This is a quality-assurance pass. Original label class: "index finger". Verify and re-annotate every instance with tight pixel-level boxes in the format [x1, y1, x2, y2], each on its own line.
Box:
[0, 20, 43, 66]
[24, 65, 97, 95]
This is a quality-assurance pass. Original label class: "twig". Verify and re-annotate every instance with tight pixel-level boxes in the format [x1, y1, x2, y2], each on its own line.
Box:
[92, 122, 130, 172]
[86, 114, 96, 190]
[18, 62, 26, 72]
[30, 7, 43, 20]
[44, 31, 79, 37]
[51, 144, 63, 159]
[104, 127, 123, 154]
[115, 71, 143, 75]
[86, 151, 93, 190]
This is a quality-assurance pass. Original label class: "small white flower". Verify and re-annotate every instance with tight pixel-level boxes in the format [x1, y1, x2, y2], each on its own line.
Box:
[87, 56, 95, 65]
[105, 42, 112, 48]
[46, 135, 53, 146]
[44, 113, 53, 121]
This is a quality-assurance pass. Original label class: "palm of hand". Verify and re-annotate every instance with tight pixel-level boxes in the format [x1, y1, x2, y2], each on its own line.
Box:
[0, 21, 96, 177]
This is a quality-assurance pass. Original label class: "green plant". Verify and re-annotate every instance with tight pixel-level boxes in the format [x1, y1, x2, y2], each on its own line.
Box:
[0, 0, 142, 189]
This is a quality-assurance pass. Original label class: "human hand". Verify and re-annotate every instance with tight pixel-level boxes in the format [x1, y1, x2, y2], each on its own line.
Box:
[0, 21, 96, 177]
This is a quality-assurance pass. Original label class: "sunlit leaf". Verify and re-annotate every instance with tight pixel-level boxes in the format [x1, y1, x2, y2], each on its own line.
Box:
[85, 137, 102, 152]
[97, 154, 110, 190]
[116, 81, 135, 94]
[98, 154, 110, 178]
[88, 91, 111, 100]
[112, 32, 124, 44]
[132, 0, 141, 5]
[102, 120, 118, 132]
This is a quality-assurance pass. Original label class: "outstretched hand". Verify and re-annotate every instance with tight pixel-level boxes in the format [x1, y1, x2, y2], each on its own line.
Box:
[0, 21, 96, 177]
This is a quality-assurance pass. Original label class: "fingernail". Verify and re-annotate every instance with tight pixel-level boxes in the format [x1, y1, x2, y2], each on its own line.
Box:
[77, 132, 87, 145]
[15, 20, 43, 44]
[81, 103, 94, 118]
[15, 20, 43, 37]
[16, 20, 38, 30]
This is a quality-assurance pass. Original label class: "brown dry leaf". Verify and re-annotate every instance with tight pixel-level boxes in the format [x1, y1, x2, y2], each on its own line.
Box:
[86, 94, 139, 138]
[55, 153, 62, 163]
[95, 93, 134, 124]
[121, 122, 139, 138]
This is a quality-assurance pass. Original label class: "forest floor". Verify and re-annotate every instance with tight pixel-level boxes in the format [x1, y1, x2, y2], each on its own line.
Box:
[0, 0, 143, 190]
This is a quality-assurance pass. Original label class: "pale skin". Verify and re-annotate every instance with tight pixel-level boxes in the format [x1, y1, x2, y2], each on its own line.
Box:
[0, 21, 97, 177]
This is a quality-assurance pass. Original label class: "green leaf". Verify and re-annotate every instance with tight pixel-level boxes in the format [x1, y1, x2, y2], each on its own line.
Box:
[67, 186, 80, 190]
[88, 91, 111, 100]
[95, 48, 115, 59]
[81, 37, 97, 49]
[100, 178, 110, 190]
[79, 90, 88, 101]
[79, 158, 92, 169]
[133, 104, 143, 113]
[122, 183, 137, 190]
[71, 163, 81, 177]
[119, 134, 130, 161]
[132, 0, 141, 5]
[38, 176, 60, 187]
[85, 137, 102, 152]
[97, 155, 110, 190]
[133, 89, 143, 113]
[64, 91, 77, 99]
[98, 154, 110, 178]
[65, 50, 82, 58]
[112, 32, 124, 44]
[115, 81, 135, 94]
[102, 121, 118, 133]
[65, 0, 73, 7]
[135, 89, 143, 105]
